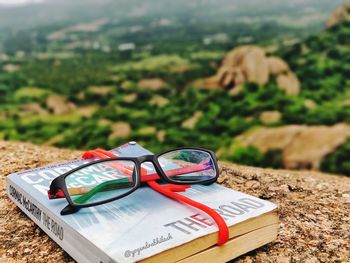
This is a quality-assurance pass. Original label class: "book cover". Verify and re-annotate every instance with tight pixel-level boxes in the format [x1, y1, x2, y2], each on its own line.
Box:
[7, 142, 277, 262]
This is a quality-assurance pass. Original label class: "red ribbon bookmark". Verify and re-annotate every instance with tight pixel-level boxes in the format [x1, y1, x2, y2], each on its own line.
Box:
[82, 148, 229, 246]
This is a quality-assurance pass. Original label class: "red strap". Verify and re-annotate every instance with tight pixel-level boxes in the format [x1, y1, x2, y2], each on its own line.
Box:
[48, 188, 65, 199]
[82, 148, 229, 245]
[146, 181, 229, 245]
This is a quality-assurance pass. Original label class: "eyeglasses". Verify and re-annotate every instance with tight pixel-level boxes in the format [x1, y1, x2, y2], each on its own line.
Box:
[48, 147, 219, 215]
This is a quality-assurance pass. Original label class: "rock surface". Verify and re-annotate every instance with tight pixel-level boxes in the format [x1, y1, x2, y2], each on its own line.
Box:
[326, 2, 350, 28]
[87, 86, 113, 96]
[181, 111, 203, 129]
[259, 111, 282, 125]
[0, 141, 349, 262]
[149, 95, 169, 107]
[46, 95, 76, 115]
[108, 122, 131, 140]
[21, 103, 49, 115]
[276, 72, 300, 95]
[231, 124, 350, 170]
[197, 45, 300, 95]
[137, 78, 167, 90]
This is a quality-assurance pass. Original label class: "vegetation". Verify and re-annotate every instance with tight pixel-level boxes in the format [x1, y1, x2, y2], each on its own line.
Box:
[0, 1, 350, 174]
[228, 146, 283, 169]
[322, 139, 350, 176]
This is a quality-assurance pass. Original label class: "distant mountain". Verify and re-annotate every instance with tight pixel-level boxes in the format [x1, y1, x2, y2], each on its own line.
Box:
[0, 0, 347, 54]
[0, 0, 346, 31]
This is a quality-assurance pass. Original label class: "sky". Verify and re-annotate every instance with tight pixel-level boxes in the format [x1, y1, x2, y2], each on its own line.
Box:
[0, 0, 43, 6]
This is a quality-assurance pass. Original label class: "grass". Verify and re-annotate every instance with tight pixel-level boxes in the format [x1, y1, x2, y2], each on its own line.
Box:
[14, 87, 51, 101]
[111, 55, 193, 72]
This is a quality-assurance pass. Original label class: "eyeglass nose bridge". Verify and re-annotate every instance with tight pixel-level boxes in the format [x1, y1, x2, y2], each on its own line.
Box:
[137, 155, 169, 181]
[137, 154, 157, 163]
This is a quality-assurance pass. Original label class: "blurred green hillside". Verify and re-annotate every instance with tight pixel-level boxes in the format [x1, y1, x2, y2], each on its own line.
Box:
[0, 0, 350, 175]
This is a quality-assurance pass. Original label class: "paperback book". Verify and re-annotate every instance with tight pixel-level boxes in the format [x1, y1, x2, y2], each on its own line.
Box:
[7, 142, 278, 262]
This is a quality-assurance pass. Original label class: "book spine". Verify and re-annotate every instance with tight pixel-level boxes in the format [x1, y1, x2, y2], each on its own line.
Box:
[6, 176, 115, 263]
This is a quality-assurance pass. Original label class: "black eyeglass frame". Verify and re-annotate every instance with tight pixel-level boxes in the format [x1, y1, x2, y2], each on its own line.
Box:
[49, 147, 219, 215]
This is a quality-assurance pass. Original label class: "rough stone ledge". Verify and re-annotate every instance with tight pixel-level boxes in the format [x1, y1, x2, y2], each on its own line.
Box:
[0, 141, 349, 262]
